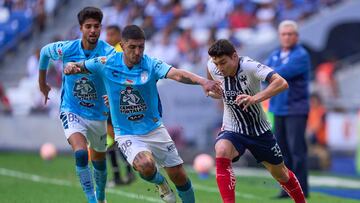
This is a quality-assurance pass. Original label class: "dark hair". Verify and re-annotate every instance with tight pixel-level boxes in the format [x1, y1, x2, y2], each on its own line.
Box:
[77, 7, 103, 25]
[208, 39, 236, 57]
[106, 25, 121, 33]
[122, 25, 145, 41]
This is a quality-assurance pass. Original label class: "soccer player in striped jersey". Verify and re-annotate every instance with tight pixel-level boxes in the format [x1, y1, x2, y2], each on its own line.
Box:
[38, 7, 115, 203]
[207, 39, 306, 203]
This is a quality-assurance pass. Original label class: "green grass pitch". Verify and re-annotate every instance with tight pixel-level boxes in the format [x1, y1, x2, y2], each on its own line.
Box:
[0, 152, 358, 203]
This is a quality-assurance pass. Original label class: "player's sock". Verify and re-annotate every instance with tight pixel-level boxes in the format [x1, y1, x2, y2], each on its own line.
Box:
[140, 168, 165, 184]
[75, 150, 96, 203]
[216, 157, 236, 203]
[279, 170, 306, 203]
[92, 160, 107, 201]
[176, 179, 195, 203]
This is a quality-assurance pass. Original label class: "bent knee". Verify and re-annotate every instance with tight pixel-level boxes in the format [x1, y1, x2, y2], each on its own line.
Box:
[215, 140, 235, 159]
[133, 152, 156, 176]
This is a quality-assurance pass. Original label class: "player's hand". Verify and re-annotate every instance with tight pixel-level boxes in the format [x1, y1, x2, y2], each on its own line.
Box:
[102, 95, 109, 107]
[235, 94, 256, 111]
[64, 62, 82, 75]
[39, 83, 51, 105]
[206, 91, 222, 99]
[202, 80, 222, 97]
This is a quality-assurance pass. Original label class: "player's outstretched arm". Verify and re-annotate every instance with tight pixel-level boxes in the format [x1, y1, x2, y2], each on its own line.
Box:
[166, 67, 222, 96]
[64, 62, 89, 75]
[236, 73, 288, 110]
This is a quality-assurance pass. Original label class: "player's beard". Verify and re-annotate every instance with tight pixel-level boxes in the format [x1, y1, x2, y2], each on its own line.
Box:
[87, 36, 99, 45]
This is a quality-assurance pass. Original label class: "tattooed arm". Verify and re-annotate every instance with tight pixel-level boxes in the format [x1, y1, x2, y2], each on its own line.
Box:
[166, 67, 222, 95]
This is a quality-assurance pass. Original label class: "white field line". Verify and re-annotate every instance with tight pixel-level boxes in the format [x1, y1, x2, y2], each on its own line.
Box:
[0, 167, 260, 201]
[0, 167, 159, 203]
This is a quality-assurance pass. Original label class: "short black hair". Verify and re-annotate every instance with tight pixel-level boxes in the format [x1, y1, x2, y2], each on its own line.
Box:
[77, 7, 103, 25]
[106, 25, 121, 33]
[122, 25, 145, 41]
[208, 39, 236, 57]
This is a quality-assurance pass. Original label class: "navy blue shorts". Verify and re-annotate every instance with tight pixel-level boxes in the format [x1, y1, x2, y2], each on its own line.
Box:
[215, 130, 283, 165]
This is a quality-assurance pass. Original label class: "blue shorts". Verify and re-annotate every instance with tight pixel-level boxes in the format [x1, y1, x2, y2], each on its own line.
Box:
[215, 130, 283, 165]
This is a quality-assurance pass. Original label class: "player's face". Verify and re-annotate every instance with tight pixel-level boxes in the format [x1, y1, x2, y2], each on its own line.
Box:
[211, 53, 238, 77]
[80, 18, 101, 45]
[106, 29, 121, 46]
[279, 26, 298, 50]
[122, 39, 145, 66]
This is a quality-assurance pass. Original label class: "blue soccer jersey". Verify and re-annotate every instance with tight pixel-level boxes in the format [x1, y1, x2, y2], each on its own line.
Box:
[39, 39, 115, 120]
[84, 52, 172, 136]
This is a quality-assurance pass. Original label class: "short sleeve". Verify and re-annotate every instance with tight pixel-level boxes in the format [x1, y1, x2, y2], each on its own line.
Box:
[241, 57, 275, 82]
[39, 41, 69, 70]
[151, 57, 172, 80]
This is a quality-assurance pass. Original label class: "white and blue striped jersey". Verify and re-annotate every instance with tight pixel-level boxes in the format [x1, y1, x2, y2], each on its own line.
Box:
[84, 52, 172, 136]
[208, 56, 275, 136]
[39, 39, 115, 120]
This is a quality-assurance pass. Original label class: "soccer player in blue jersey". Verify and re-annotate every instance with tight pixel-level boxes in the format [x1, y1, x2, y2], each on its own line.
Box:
[38, 7, 115, 203]
[64, 25, 222, 203]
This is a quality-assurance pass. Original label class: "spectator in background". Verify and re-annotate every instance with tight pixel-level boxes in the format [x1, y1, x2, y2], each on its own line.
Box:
[102, 0, 130, 29]
[27, 47, 41, 80]
[306, 93, 330, 170]
[266, 20, 311, 199]
[0, 83, 12, 115]
[307, 93, 327, 146]
[228, 2, 254, 29]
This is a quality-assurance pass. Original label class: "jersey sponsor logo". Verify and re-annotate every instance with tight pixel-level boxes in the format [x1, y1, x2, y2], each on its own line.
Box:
[79, 101, 95, 108]
[112, 70, 120, 78]
[120, 86, 147, 116]
[100, 57, 107, 64]
[57, 48, 63, 56]
[154, 59, 164, 70]
[125, 79, 133, 84]
[127, 114, 144, 121]
[73, 77, 97, 100]
[166, 144, 176, 152]
[271, 143, 282, 158]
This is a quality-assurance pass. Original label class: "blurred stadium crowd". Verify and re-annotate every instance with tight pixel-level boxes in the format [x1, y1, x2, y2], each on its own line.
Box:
[0, 0, 354, 171]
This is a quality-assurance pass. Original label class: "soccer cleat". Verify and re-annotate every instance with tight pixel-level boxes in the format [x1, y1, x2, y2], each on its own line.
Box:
[156, 179, 176, 203]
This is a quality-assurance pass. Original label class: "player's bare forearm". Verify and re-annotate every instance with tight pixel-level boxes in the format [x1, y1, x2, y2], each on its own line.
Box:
[38, 70, 47, 86]
[253, 73, 288, 103]
[64, 61, 88, 75]
[167, 68, 223, 95]
[38, 70, 52, 104]
[167, 68, 206, 85]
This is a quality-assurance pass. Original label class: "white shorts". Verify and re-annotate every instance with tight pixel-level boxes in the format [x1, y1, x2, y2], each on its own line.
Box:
[60, 112, 107, 152]
[115, 126, 184, 168]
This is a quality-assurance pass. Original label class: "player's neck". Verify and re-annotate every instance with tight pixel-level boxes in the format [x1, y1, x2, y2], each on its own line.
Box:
[81, 39, 97, 50]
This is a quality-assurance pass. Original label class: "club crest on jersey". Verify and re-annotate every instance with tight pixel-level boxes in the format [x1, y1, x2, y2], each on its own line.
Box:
[239, 75, 247, 86]
[73, 77, 97, 100]
[57, 48, 63, 56]
[141, 71, 148, 83]
[120, 86, 147, 120]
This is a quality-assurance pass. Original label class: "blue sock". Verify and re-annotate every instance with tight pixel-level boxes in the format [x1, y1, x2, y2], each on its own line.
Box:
[140, 169, 165, 185]
[176, 179, 195, 203]
[75, 150, 96, 203]
[92, 160, 107, 201]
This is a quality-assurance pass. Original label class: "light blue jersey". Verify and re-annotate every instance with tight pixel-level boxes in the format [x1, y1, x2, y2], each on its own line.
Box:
[84, 52, 172, 136]
[39, 39, 115, 120]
